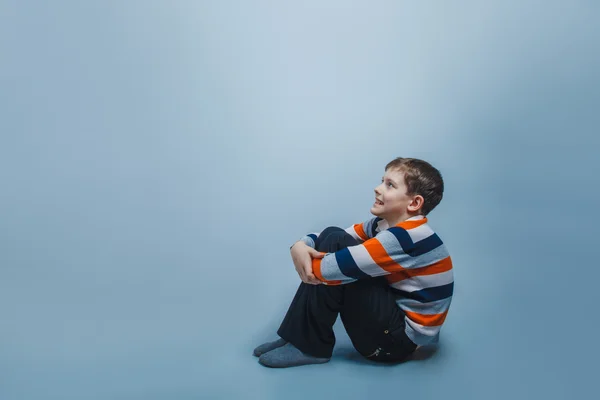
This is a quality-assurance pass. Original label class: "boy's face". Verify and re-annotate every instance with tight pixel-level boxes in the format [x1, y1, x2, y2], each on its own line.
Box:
[370, 168, 419, 224]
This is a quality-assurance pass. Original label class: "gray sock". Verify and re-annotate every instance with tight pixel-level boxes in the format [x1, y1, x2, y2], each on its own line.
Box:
[258, 343, 330, 368]
[253, 337, 287, 357]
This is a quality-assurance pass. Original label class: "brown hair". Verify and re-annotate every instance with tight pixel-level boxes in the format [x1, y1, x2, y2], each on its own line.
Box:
[385, 157, 444, 215]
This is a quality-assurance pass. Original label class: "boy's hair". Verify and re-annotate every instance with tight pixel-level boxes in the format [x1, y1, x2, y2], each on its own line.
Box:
[385, 157, 444, 216]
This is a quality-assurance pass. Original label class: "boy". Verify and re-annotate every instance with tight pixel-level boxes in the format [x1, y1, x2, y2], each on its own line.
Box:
[253, 157, 453, 368]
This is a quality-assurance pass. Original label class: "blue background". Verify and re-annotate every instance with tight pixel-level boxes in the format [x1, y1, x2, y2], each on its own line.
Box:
[1, 1, 599, 399]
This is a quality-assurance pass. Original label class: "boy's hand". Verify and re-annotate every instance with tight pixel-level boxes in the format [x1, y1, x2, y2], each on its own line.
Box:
[290, 242, 325, 285]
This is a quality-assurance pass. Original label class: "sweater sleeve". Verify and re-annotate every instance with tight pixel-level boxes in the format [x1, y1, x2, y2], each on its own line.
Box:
[295, 217, 384, 249]
[311, 226, 416, 285]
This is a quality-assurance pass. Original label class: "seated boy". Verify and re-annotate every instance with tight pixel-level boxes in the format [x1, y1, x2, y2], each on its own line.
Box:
[253, 157, 454, 368]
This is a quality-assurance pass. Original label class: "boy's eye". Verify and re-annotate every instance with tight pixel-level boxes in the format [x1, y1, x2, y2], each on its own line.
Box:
[387, 182, 393, 187]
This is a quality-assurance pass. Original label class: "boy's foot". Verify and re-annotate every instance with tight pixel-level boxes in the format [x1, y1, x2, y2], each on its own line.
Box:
[253, 338, 288, 357]
[258, 343, 330, 368]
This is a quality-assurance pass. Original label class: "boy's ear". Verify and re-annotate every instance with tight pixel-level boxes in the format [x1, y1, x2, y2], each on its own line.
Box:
[407, 195, 424, 212]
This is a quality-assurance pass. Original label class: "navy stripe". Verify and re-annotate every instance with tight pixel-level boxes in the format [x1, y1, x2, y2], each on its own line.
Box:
[335, 248, 371, 280]
[387, 227, 414, 251]
[391, 282, 454, 303]
[411, 233, 444, 256]
[387, 228, 443, 257]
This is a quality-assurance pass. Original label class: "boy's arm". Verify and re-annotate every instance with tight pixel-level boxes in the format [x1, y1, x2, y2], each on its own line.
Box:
[311, 225, 442, 285]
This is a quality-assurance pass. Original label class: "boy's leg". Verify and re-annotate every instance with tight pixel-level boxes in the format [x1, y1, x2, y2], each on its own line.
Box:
[252, 228, 354, 359]
[312, 230, 417, 362]
[259, 227, 416, 366]
[341, 278, 418, 363]
[274, 227, 358, 359]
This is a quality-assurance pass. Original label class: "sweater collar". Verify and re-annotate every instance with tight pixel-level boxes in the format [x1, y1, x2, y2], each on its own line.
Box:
[396, 215, 428, 229]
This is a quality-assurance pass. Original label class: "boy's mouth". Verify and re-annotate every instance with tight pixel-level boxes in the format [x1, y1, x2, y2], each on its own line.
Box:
[375, 199, 384, 205]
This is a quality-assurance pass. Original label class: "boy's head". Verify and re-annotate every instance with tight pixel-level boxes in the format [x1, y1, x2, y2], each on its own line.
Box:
[371, 157, 444, 224]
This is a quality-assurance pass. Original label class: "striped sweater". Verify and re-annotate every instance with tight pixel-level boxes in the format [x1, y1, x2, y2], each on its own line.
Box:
[300, 215, 454, 346]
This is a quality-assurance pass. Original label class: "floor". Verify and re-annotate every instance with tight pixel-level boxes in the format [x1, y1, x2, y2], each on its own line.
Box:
[1, 1, 599, 399]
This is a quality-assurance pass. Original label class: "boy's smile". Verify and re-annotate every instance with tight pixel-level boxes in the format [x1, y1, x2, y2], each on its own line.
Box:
[370, 168, 422, 226]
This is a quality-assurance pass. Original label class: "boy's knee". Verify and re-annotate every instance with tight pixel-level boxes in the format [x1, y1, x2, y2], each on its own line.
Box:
[316, 227, 358, 252]
[318, 226, 345, 239]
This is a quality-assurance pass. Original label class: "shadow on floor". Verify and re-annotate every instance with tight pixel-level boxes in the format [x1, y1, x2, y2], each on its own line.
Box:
[333, 344, 439, 366]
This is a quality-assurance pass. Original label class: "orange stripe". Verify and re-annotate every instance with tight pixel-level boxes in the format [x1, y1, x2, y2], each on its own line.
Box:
[363, 238, 404, 274]
[386, 256, 453, 284]
[312, 257, 342, 285]
[353, 223, 369, 241]
[405, 309, 448, 327]
[396, 217, 428, 230]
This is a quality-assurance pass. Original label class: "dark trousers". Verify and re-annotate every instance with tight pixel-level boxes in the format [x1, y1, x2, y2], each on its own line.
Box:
[277, 227, 417, 362]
